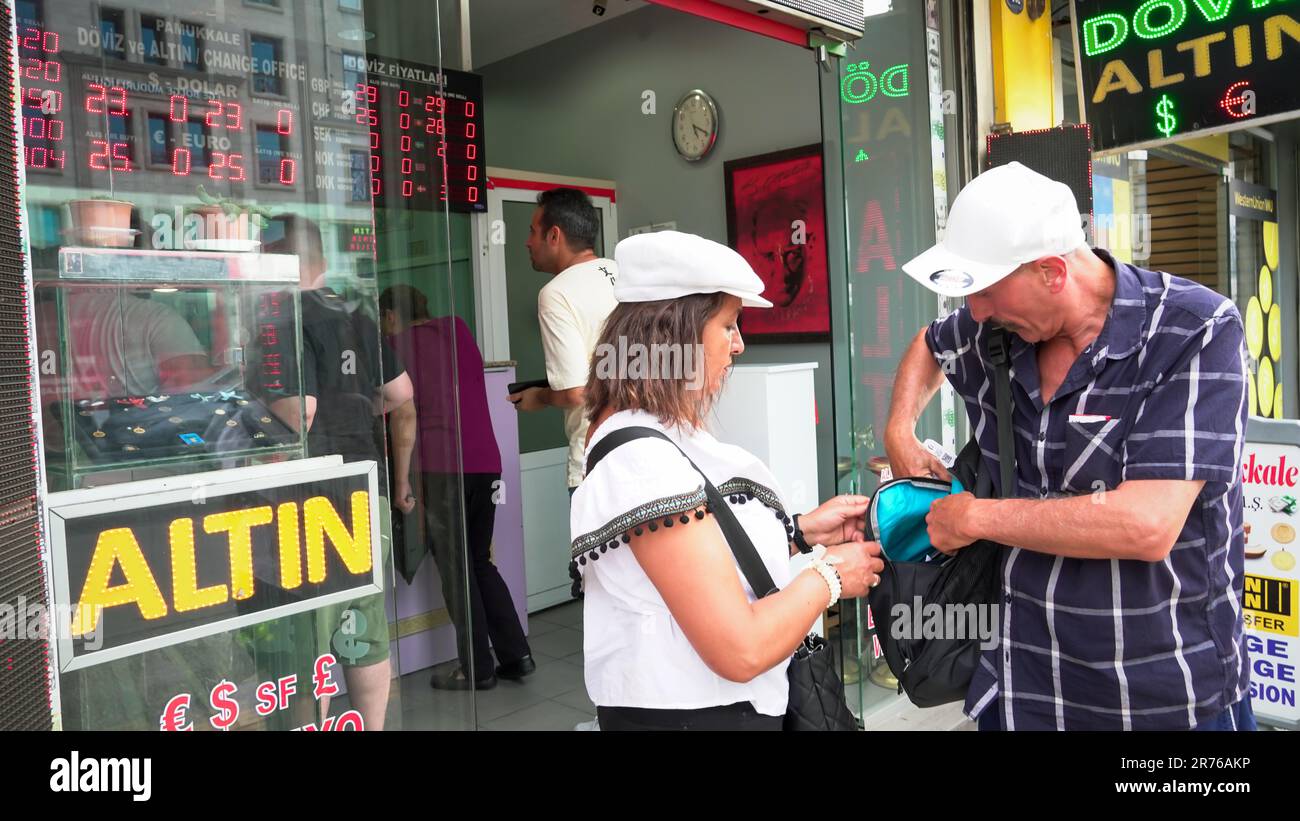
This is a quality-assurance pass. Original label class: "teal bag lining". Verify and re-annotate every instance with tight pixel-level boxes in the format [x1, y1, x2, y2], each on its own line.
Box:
[867, 476, 965, 563]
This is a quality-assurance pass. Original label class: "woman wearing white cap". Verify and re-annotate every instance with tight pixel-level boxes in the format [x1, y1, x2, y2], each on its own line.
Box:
[569, 231, 884, 731]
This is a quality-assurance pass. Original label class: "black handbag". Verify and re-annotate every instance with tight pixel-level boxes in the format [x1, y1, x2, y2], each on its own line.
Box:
[586, 426, 858, 732]
[867, 326, 1016, 708]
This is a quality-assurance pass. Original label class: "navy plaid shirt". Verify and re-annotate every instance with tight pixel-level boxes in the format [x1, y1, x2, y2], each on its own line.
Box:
[925, 249, 1250, 730]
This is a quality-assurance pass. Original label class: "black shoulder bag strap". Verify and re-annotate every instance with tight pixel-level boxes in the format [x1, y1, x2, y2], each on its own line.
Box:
[586, 426, 780, 597]
[983, 326, 1018, 499]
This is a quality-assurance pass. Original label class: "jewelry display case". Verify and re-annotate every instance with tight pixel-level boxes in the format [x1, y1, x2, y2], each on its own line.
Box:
[35, 246, 306, 491]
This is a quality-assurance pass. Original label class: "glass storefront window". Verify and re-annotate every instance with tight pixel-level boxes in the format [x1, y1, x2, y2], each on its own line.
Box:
[19, 0, 472, 731]
[828, 0, 963, 723]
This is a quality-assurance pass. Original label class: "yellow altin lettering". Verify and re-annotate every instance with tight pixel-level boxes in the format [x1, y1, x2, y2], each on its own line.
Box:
[170, 517, 228, 613]
[304, 492, 372, 583]
[204, 506, 273, 600]
[72, 527, 167, 635]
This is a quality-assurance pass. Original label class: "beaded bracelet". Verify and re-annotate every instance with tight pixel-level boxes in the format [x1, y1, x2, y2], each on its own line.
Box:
[790, 513, 814, 555]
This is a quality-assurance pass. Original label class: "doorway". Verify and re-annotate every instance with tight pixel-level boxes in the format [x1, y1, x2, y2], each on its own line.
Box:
[475, 172, 618, 611]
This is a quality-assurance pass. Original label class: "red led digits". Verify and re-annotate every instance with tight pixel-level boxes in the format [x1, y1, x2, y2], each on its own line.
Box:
[23, 56, 61, 82]
[85, 84, 104, 113]
[169, 95, 188, 122]
[89, 139, 132, 172]
[172, 148, 191, 176]
[276, 109, 293, 136]
[203, 99, 223, 127]
[206, 152, 247, 182]
[86, 85, 128, 115]
[279, 159, 297, 185]
[27, 87, 61, 113]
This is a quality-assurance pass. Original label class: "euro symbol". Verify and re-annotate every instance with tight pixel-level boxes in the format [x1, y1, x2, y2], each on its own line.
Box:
[1220, 81, 1253, 119]
[160, 694, 194, 731]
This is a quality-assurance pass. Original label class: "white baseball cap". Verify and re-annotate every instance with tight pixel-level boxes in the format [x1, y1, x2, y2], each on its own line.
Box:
[902, 162, 1086, 298]
[613, 230, 773, 308]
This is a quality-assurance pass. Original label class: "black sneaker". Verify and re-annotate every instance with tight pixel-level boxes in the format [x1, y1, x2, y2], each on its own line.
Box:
[495, 655, 537, 681]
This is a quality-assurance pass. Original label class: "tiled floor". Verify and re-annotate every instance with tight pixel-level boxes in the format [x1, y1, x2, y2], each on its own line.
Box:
[396, 599, 974, 731]
[398, 600, 595, 731]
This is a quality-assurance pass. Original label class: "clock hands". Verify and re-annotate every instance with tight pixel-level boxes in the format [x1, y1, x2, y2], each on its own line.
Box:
[692, 123, 708, 139]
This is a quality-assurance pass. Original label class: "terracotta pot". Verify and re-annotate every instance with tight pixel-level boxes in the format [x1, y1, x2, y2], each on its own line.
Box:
[66, 199, 135, 248]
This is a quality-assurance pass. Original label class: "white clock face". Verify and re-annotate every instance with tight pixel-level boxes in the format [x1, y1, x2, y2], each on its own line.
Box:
[673, 91, 718, 161]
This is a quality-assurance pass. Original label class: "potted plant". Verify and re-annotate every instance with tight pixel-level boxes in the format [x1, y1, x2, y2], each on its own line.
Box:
[188, 185, 275, 248]
[66, 195, 135, 247]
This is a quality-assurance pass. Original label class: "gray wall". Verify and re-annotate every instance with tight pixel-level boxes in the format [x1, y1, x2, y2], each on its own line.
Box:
[478, 5, 838, 501]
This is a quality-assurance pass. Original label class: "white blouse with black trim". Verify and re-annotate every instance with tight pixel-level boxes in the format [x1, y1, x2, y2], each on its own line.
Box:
[569, 409, 794, 717]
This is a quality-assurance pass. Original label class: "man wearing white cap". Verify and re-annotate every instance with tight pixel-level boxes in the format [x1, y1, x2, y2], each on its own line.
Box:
[885, 162, 1252, 731]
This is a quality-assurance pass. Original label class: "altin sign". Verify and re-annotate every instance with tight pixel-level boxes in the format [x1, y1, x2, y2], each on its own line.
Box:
[1072, 0, 1300, 151]
[47, 458, 380, 672]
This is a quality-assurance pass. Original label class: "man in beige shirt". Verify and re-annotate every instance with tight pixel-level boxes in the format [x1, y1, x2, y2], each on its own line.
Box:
[510, 187, 617, 491]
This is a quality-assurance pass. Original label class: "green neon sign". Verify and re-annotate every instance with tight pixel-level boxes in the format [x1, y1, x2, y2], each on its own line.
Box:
[1081, 0, 1291, 56]
[1134, 0, 1188, 40]
[1155, 93, 1179, 136]
[841, 61, 911, 104]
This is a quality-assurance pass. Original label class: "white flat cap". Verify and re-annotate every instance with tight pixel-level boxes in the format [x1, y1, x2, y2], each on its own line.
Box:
[613, 230, 773, 308]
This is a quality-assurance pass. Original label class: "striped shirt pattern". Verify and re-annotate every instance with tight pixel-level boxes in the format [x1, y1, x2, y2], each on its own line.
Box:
[925, 249, 1250, 730]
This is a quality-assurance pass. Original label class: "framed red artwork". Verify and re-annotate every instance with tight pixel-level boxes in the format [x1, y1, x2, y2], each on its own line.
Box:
[724, 143, 830, 341]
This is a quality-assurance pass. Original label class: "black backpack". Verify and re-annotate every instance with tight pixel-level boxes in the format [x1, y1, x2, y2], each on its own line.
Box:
[867, 327, 1015, 708]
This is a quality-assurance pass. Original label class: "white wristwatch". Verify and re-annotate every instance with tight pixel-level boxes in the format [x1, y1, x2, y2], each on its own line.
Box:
[808, 557, 842, 608]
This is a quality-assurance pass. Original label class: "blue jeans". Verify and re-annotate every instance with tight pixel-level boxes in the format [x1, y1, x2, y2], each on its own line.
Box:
[976, 698, 1256, 731]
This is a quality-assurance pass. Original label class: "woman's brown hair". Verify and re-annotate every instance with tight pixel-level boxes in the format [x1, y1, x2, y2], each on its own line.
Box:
[584, 292, 729, 430]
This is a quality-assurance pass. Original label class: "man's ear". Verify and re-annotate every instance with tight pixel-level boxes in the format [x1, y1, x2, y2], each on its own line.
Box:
[1038, 255, 1069, 294]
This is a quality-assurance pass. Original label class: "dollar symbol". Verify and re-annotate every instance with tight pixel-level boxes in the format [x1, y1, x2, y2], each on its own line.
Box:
[332, 608, 370, 664]
[1156, 95, 1177, 138]
[209, 680, 239, 731]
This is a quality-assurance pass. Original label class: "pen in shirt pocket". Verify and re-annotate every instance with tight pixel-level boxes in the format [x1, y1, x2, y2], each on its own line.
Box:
[1068, 414, 1113, 423]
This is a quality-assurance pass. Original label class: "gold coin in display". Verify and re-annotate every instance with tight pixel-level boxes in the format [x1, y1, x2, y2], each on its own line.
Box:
[1275, 383, 1285, 421]
[132, 426, 146, 435]
[1246, 296, 1264, 360]
[1265, 221, 1280, 270]
[1249, 373, 1258, 416]
[92, 430, 106, 438]
[1269, 306, 1283, 361]
[1273, 549, 1296, 571]
[124, 445, 138, 452]
[1258, 357, 1275, 416]
[1259, 265, 1273, 312]
[214, 408, 227, 416]
[237, 399, 249, 406]
[169, 417, 182, 424]
[158, 406, 172, 413]
[253, 432, 266, 439]
[260, 417, 272, 424]
[1271, 522, 1295, 544]
[226, 419, 238, 427]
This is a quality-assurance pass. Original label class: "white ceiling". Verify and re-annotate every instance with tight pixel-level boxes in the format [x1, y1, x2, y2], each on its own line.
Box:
[467, 0, 648, 69]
